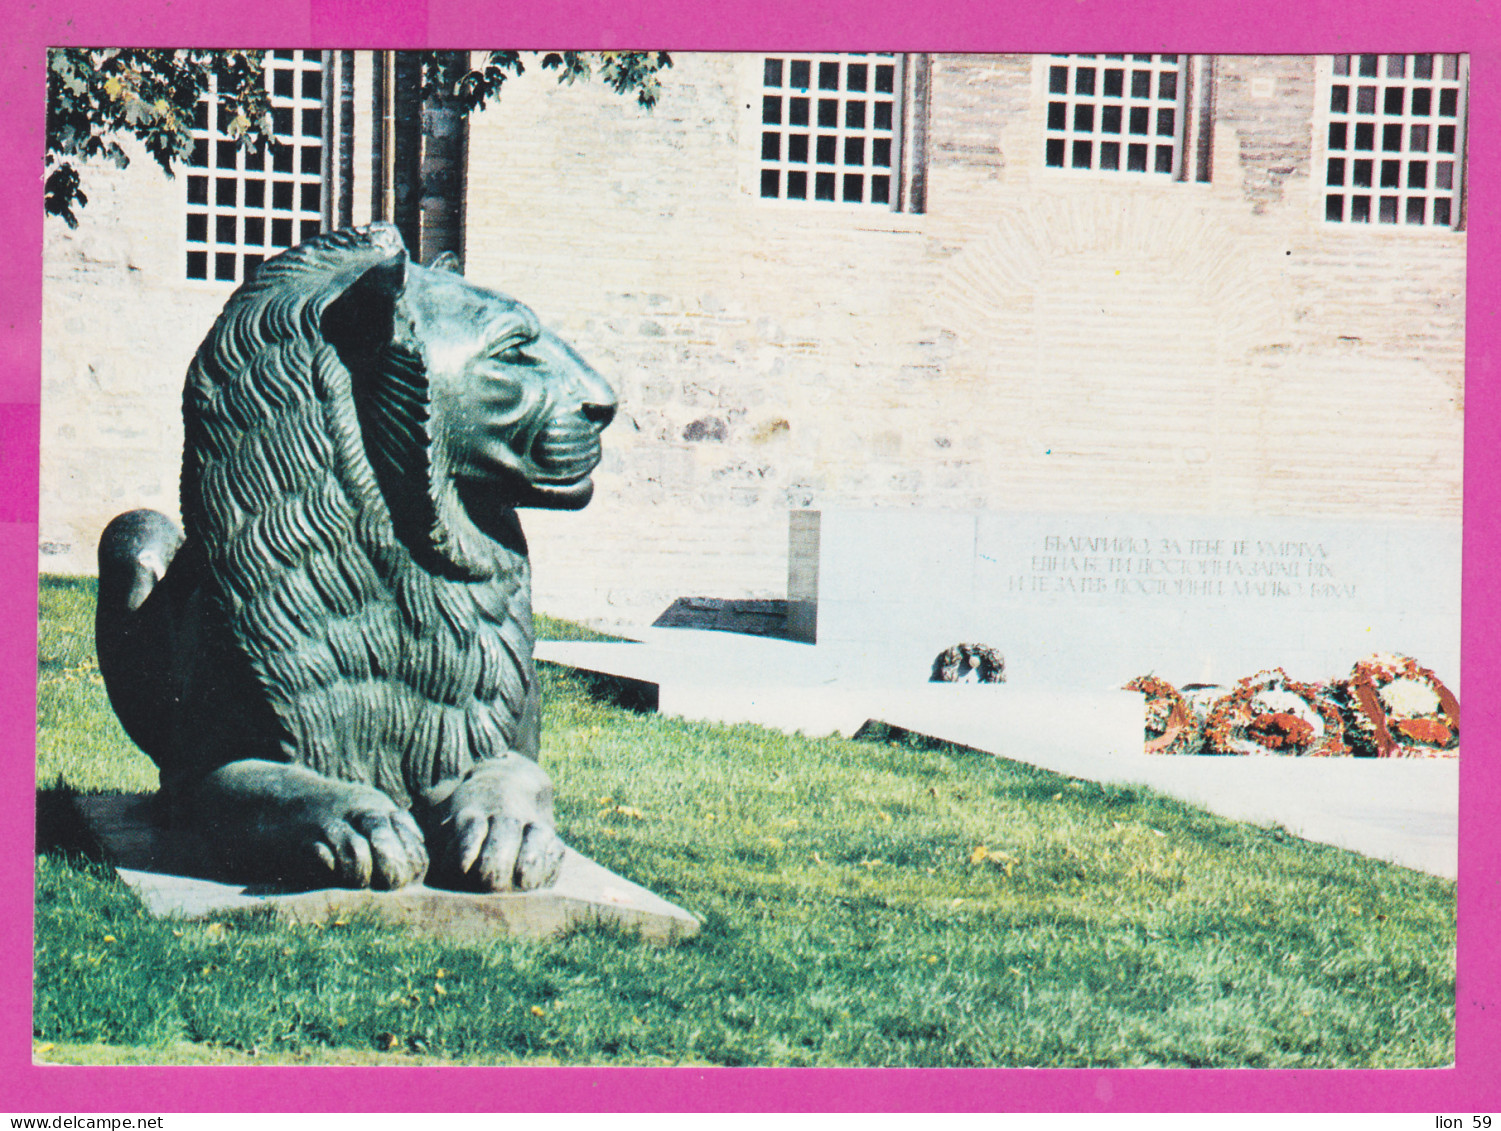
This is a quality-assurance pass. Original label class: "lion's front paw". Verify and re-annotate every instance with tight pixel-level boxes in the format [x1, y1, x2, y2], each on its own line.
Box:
[306, 801, 429, 891]
[445, 812, 565, 892]
[426, 758, 566, 892]
[190, 761, 429, 891]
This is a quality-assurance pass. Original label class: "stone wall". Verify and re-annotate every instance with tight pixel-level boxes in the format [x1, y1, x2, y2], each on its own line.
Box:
[41, 140, 232, 572]
[460, 53, 1464, 629]
[40, 53, 1465, 638]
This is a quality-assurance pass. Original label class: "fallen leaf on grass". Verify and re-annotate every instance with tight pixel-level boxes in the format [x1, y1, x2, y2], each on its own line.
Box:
[969, 845, 1018, 875]
[600, 804, 645, 819]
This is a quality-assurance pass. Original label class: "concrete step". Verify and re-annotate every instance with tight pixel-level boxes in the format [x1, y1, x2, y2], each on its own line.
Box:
[537, 631, 1457, 878]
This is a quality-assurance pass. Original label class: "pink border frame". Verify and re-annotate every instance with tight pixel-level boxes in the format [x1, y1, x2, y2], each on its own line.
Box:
[4, 0, 1497, 1113]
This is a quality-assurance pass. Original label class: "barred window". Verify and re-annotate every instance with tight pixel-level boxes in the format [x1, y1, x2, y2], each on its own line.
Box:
[1045, 54, 1188, 176]
[1321, 53, 1466, 228]
[185, 50, 327, 282]
[757, 53, 903, 208]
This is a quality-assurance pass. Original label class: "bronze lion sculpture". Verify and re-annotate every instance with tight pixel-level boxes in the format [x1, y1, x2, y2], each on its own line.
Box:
[95, 224, 616, 893]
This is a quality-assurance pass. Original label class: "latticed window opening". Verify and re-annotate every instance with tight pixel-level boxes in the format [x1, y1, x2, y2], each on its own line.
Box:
[1322, 53, 1466, 228]
[758, 53, 903, 207]
[185, 50, 326, 282]
[1044, 54, 1188, 177]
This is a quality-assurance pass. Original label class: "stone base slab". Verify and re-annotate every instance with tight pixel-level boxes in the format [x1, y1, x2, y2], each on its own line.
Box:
[73, 793, 701, 945]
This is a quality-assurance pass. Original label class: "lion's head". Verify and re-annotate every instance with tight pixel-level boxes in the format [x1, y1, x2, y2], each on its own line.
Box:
[188, 223, 616, 581]
[327, 242, 615, 500]
[323, 229, 616, 576]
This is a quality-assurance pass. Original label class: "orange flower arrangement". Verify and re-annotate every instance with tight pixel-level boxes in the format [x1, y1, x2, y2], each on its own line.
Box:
[1118, 655, 1456, 759]
[1333, 652, 1459, 758]
[1124, 675, 1202, 755]
[1203, 669, 1348, 757]
[1246, 711, 1315, 750]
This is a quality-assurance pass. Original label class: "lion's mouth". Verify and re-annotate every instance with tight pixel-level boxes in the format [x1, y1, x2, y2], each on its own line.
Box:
[512, 478, 596, 510]
[500, 419, 602, 510]
[530, 419, 603, 484]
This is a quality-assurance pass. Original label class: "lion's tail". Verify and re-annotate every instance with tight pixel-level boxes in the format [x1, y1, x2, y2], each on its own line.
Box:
[98, 510, 183, 614]
[96, 509, 187, 762]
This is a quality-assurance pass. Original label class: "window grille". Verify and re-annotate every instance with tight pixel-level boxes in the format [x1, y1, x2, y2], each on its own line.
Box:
[1044, 54, 1188, 177]
[757, 54, 903, 208]
[185, 50, 327, 282]
[1321, 53, 1466, 228]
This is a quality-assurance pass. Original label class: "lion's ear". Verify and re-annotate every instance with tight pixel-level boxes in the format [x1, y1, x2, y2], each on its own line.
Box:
[323, 251, 408, 360]
[428, 251, 463, 275]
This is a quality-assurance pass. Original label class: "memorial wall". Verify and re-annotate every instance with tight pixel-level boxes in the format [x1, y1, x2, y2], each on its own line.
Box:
[806, 508, 1460, 692]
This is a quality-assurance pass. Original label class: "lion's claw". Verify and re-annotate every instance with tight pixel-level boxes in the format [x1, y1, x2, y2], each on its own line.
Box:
[441, 812, 562, 891]
[473, 814, 526, 891]
[190, 761, 429, 891]
[516, 823, 565, 890]
[305, 806, 428, 890]
[425, 757, 565, 892]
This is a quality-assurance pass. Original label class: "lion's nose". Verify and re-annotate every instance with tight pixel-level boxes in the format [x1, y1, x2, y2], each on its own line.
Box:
[581, 400, 616, 429]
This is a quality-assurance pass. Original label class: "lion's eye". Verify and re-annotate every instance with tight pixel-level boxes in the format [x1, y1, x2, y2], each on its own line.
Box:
[490, 345, 527, 365]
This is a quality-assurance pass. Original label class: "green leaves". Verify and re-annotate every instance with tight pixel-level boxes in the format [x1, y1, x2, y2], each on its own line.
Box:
[595, 51, 674, 109]
[44, 48, 270, 227]
[43, 166, 86, 228]
[423, 49, 672, 113]
[45, 48, 672, 226]
[419, 50, 522, 113]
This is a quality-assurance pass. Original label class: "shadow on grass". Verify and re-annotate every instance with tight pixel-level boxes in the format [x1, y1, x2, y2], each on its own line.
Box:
[36, 780, 105, 862]
[540, 662, 659, 714]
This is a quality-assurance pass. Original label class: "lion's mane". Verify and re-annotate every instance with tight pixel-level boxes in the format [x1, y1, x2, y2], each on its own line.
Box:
[179, 225, 537, 806]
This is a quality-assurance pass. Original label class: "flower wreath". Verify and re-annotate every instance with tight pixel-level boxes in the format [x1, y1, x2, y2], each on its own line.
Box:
[1124, 675, 1202, 755]
[1203, 668, 1348, 757]
[1336, 652, 1459, 758]
[930, 643, 1006, 684]
[1180, 684, 1225, 734]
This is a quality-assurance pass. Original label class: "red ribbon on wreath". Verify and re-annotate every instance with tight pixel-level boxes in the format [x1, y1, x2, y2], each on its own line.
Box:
[1125, 675, 1201, 755]
[1346, 654, 1459, 758]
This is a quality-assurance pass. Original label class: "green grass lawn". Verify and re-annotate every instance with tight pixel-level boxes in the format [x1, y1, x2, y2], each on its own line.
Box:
[34, 575, 1456, 1067]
